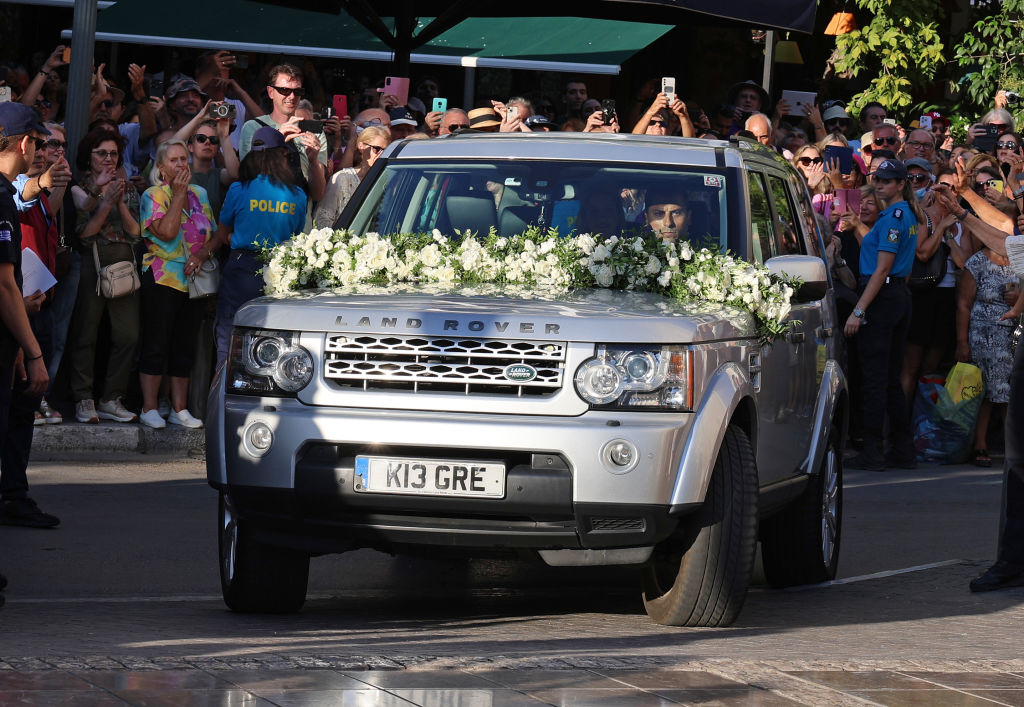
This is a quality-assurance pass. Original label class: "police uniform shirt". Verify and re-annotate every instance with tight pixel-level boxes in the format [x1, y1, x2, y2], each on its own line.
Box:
[859, 200, 918, 278]
[220, 175, 307, 250]
[0, 173, 24, 367]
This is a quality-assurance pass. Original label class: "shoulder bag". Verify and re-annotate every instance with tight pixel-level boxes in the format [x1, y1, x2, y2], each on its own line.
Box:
[908, 215, 948, 291]
[93, 241, 141, 299]
[188, 256, 220, 299]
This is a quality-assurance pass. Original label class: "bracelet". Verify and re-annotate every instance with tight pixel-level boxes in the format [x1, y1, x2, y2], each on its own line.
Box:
[957, 210, 969, 221]
[1014, 185, 1024, 198]
[25, 353, 43, 361]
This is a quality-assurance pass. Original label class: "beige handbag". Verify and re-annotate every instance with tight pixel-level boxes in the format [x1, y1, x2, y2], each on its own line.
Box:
[93, 241, 141, 299]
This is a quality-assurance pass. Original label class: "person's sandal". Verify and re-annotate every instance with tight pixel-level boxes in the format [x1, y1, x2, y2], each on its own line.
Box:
[971, 449, 993, 467]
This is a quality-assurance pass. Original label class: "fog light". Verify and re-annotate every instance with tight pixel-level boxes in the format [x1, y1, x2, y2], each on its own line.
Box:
[246, 422, 273, 456]
[601, 438, 639, 474]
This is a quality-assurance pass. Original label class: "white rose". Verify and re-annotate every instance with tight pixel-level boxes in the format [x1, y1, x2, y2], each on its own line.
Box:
[645, 255, 662, 275]
[658, 271, 672, 287]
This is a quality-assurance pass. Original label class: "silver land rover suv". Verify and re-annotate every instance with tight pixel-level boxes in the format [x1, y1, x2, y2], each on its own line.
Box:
[207, 132, 847, 627]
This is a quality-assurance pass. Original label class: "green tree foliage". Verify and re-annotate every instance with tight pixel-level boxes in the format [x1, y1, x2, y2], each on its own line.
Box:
[832, 0, 945, 115]
[953, 0, 1024, 112]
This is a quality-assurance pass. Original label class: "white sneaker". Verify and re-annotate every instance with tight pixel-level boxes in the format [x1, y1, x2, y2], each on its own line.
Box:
[97, 397, 139, 423]
[168, 409, 203, 429]
[76, 399, 99, 424]
[139, 408, 166, 429]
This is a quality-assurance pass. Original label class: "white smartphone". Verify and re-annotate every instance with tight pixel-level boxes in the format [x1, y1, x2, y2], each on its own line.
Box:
[661, 77, 675, 102]
[780, 90, 816, 117]
[508, 105, 519, 119]
[0, 86, 11, 103]
[919, 115, 933, 130]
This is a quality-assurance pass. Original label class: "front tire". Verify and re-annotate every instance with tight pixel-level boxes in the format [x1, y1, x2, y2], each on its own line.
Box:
[641, 425, 759, 627]
[760, 424, 843, 587]
[219, 492, 310, 613]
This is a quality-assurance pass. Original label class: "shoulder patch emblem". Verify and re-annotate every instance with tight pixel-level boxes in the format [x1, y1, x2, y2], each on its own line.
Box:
[894, 208, 904, 219]
[887, 228, 900, 243]
[0, 219, 12, 243]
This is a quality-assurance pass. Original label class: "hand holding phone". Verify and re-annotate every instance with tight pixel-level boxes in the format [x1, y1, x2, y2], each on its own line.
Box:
[382, 76, 410, 107]
[296, 119, 323, 134]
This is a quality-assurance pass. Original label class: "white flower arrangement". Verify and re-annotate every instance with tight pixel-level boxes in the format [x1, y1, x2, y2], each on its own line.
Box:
[262, 226, 799, 343]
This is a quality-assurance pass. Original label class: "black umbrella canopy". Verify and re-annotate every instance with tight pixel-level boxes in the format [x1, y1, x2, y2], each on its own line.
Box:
[257, 0, 817, 73]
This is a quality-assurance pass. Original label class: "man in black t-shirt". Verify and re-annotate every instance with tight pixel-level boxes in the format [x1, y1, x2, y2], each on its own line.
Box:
[0, 103, 59, 539]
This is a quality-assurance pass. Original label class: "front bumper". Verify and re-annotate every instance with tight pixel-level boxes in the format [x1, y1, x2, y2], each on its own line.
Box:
[208, 394, 700, 554]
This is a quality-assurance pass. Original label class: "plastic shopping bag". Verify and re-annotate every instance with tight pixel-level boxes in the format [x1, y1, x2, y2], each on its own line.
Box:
[912, 372, 983, 464]
[945, 362, 984, 404]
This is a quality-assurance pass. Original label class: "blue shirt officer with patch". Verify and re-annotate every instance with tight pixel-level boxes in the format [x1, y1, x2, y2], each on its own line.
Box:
[845, 158, 920, 471]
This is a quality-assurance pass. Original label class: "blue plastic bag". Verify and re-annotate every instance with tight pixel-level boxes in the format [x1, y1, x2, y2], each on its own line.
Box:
[912, 378, 983, 464]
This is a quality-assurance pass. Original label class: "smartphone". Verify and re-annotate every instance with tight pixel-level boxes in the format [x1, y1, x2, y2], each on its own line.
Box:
[508, 105, 519, 120]
[331, 94, 348, 119]
[0, 86, 10, 103]
[833, 188, 862, 217]
[988, 179, 1005, 193]
[297, 119, 323, 133]
[883, 118, 897, 125]
[975, 124, 1001, 153]
[148, 77, 164, 99]
[823, 145, 854, 175]
[432, 97, 447, 114]
[780, 90, 816, 116]
[919, 115, 933, 130]
[661, 77, 675, 102]
[382, 76, 410, 106]
[601, 99, 617, 126]
[61, 46, 71, 64]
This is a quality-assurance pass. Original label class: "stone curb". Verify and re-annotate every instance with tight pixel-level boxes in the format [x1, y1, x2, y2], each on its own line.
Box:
[30, 421, 205, 458]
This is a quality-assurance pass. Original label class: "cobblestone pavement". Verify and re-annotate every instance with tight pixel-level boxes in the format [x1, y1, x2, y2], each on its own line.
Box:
[1, 455, 1022, 704]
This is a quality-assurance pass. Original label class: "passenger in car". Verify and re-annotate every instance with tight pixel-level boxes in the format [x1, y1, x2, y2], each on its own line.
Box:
[576, 189, 628, 237]
[643, 186, 690, 243]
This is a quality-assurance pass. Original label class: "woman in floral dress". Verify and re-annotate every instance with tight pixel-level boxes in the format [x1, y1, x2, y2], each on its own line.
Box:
[956, 246, 1018, 466]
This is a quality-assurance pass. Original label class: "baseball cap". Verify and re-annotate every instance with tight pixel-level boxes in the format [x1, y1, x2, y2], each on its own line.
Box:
[904, 157, 934, 173]
[250, 126, 286, 151]
[823, 105, 850, 122]
[870, 159, 908, 180]
[524, 114, 552, 129]
[388, 107, 418, 128]
[0, 103, 50, 138]
[165, 77, 207, 100]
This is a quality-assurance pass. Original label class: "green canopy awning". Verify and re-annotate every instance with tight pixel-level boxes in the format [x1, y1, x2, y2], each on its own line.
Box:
[66, 0, 673, 74]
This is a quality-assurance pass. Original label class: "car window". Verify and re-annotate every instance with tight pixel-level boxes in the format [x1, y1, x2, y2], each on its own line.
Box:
[768, 175, 805, 255]
[347, 160, 731, 249]
[746, 171, 775, 264]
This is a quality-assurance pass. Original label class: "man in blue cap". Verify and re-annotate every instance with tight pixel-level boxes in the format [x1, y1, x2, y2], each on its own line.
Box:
[0, 103, 60, 551]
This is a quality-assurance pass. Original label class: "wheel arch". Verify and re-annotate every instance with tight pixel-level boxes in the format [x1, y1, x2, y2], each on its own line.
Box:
[668, 362, 757, 511]
[802, 360, 848, 478]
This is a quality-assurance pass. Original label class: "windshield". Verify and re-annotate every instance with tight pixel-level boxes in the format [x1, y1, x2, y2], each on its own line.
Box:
[346, 160, 730, 249]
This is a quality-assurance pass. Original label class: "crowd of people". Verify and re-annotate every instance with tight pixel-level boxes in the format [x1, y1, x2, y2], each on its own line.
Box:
[1, 43, 1023, 598]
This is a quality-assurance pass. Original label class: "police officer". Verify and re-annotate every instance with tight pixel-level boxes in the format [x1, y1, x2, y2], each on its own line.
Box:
[844, 159, 922, 471]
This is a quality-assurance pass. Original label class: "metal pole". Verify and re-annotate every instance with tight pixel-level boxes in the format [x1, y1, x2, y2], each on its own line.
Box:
[65, 0, 99, 171]
[462, 66, 475, 110]
[761, 29, 776, 102]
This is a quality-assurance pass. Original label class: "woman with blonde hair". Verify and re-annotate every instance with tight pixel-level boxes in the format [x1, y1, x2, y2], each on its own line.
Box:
[136, 139, 216, 429]
[313, 125, 391, 228]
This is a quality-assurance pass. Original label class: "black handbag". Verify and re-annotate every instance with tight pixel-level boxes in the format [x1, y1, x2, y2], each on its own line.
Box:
[908, 216, 948, 291]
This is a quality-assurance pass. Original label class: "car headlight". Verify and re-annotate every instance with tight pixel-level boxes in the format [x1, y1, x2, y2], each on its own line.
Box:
[227, 328, 314, 395]
[574, 345, 693, 411]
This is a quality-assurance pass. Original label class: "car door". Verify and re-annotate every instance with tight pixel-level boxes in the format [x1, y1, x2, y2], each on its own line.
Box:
[744, 169, 816, 483]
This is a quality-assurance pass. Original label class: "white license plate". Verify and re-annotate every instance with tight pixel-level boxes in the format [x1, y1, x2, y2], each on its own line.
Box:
[354, 456, 505, 498]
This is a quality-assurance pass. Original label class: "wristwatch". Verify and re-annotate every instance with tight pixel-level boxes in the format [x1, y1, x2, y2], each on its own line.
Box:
[852, 307, 865, 319]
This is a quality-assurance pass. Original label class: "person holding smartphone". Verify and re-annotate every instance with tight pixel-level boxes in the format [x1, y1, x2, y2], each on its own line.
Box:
[843, 159, 922, 471]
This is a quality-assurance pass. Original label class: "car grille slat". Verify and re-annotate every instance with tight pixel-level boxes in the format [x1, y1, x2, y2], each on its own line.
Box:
[324, 334, 566, 396]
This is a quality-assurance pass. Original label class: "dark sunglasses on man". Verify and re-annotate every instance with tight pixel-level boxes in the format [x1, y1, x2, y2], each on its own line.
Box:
[268, 85, 305, 98]
[908, 173, 932, 185]
[192, 134, 220, 145]
[873, 136, 899, 146]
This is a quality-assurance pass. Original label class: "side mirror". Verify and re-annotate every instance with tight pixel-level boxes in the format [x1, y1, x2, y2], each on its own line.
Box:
[765, 254, 829, 302]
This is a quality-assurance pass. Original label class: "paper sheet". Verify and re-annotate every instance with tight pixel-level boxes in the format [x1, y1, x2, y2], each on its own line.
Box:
[21, 248, 57, 296]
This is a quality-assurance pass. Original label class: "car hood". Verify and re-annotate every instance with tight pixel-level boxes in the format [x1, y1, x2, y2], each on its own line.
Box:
[234, 284, 755, 344]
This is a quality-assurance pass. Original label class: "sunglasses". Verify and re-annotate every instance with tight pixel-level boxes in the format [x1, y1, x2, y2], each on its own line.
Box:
[99, 100, 115, 109]
[874, 136, 899, 146]
[975, 180, 1000, 191]
[35, 98, 51, 108]
[45, 139, 66, 150]
[92, 149, 118, 160]
[649, 120, 667, 127]
[29, 137, 46, 150]
[997, 141, 1020, 150]
[908, 173, 932, 185]
[825, 119, 847, 128]
[358, 118, 383, 128]
[366, 144, 386, 154]
[192, 134, 220, 145]
[268, 85, 305, 98]
[445, 123, 470, 131]
[797, 156, 823, 166]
